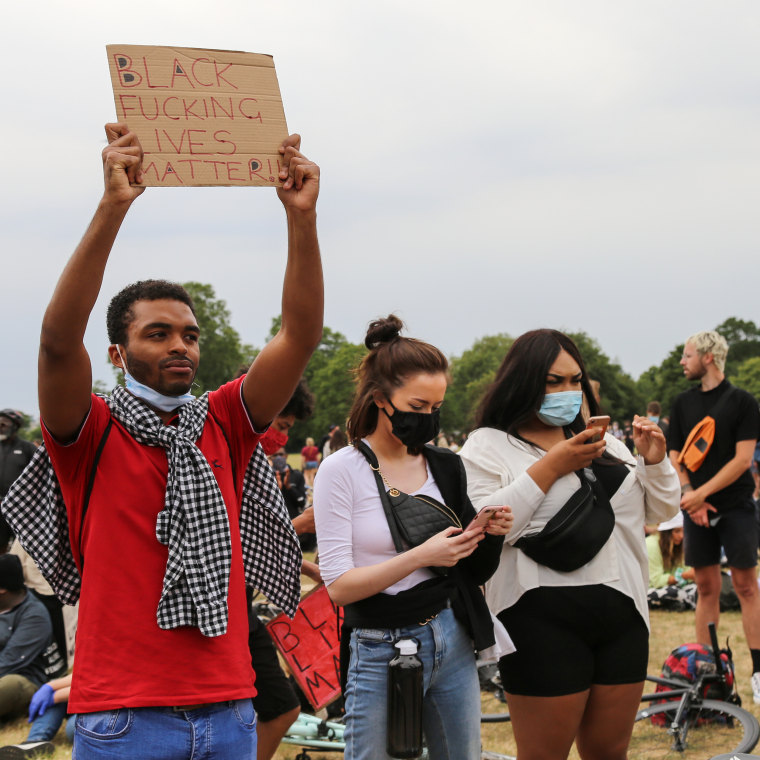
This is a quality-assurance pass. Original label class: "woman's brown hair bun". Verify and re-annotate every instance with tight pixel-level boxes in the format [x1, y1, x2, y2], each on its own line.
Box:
[347, 315, 449, 446]
[365, 314, 404, 350]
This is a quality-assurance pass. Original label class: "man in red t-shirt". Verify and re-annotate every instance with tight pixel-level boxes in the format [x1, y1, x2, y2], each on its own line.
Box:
[29, 123, 322, 759]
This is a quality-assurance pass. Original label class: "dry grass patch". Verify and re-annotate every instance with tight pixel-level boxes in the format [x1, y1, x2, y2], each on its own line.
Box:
[2, 609, 757, 760]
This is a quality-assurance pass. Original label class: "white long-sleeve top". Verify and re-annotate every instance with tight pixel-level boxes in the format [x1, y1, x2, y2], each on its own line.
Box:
[314, 444, 438, 594]
[459, 429, 680, 628]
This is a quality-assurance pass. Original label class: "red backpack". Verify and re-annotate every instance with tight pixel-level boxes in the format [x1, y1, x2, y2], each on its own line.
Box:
[651, 642, 737, 726]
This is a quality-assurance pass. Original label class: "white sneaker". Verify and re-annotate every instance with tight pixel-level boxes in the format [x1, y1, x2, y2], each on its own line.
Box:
[0, 743, 55, 759]
[751, 672, 760, 704]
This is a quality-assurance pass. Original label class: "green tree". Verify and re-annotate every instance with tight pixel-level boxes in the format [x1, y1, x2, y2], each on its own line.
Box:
[303, 342, 367, 441]
[270, 318, 365, 447]
[442, 334, 514, 434]
[182, 282, 255, 393]
[567, 332, 644, 423]
[715, 317, 760, 376]
[731, 356, 760, 403]
[16, 412, 41, 444]
[636, 345, 691, 418]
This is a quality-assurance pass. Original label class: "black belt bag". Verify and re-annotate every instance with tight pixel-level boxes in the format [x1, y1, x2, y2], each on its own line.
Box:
[514, 467, 615, 572]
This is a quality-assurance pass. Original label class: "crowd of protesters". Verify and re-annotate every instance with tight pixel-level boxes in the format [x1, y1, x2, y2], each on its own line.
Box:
[0, 120, 758, 760]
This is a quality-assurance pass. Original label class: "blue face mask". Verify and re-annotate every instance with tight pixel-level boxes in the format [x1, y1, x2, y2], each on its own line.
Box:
[117, 347, 195, 413]
[648, 415, 659, 423]
[537, 390, 583, 427]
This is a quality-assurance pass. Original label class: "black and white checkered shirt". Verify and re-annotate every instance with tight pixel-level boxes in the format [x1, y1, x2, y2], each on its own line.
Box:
[3, 386, 302, 637]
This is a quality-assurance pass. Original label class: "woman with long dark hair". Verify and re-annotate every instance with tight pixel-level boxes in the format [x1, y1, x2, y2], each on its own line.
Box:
[314, 315, 512, 760]
[459, 329, 680, 760]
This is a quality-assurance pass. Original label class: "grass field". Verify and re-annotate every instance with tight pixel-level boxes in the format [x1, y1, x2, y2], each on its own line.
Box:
[1, 608, 756, 759]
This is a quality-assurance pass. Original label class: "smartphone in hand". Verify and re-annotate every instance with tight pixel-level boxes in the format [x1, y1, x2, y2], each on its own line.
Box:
[464, 506, 506, 534]
[585, 415, 610, 443]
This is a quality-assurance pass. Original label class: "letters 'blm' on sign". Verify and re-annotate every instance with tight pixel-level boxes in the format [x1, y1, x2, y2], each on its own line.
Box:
[266, 584, 343, 711]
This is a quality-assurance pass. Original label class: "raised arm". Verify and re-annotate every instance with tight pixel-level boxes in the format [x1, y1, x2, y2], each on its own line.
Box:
[242, 134, 323, 430]
[39, 123, 145, 440]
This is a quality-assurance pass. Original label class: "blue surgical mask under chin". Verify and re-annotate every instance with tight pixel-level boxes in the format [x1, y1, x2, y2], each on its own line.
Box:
[537, 390, 583, 427]
[117, 347, 195, 413]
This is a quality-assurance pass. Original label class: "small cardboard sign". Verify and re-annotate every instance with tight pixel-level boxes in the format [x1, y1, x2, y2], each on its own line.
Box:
[106, 44, 289, 187]
[266, 584, 343, 711]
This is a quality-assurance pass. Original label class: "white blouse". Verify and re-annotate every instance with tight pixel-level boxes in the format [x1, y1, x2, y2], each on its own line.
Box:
[459, 429, 680, 628]
[313, 443, 438, 595]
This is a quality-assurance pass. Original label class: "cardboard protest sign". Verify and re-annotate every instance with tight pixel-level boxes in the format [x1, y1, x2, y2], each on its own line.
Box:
[266, 584, 343, 711]
[106, 45, 288, 187]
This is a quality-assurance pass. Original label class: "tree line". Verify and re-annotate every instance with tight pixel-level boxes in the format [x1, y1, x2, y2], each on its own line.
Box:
[16, 285, 760, 451]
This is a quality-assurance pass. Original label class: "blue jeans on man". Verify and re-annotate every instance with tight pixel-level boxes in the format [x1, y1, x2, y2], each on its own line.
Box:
[73, 700, 257, 759]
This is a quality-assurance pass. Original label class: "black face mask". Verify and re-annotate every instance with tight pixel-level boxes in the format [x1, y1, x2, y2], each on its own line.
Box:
[382, 400, 441, 450]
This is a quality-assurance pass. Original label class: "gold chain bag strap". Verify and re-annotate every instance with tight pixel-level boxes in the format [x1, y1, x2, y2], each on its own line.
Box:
[354, 441, 461, 554]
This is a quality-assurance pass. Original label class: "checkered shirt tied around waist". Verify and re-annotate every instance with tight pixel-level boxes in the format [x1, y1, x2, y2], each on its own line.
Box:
[2, 386, 302, 636]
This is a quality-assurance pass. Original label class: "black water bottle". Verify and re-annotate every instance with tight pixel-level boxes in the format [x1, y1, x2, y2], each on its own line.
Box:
[387, 638, 423, 758]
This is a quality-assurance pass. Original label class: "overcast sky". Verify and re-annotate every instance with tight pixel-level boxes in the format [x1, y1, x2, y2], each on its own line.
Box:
[2, 1, 758, 419]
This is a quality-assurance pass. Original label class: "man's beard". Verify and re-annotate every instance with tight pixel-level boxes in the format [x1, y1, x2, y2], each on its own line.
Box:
[125, 350, 196, 396]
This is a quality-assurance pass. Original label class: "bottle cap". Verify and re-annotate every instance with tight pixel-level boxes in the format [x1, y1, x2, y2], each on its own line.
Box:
[395, 639, 418, 656]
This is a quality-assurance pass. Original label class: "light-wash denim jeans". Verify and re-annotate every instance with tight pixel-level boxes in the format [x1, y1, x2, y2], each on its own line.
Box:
[27, 701, 75, 742]
[73, 699, 256, 759]
[345, 606, 480, 760]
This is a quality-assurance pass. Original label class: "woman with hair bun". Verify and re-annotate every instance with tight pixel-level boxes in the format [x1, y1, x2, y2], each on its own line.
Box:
[459, 329, 680, 760]
[314, 315, 512, 760]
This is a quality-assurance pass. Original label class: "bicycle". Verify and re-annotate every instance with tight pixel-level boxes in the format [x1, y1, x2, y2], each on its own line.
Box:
[629, 622, 760, 756]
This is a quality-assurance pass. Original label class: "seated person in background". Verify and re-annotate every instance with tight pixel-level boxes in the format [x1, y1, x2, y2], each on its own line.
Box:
[0, 673, 75, 759]
[647, 512, 697, 610]
[9, 541, 71, 677]
[0, 555, 52, 720]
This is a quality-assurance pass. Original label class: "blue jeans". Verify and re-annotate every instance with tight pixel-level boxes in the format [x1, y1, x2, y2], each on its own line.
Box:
[345, 606, 480, 760]
[73, 699, 256, 759]
[27, 702, 75, 742]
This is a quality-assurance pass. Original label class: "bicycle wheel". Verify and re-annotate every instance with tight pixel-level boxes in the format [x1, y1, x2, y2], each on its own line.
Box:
[630, 699, 760, 757]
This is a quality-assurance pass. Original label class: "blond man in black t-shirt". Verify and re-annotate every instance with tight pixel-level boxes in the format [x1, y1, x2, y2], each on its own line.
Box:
[668, 330, 760, 702]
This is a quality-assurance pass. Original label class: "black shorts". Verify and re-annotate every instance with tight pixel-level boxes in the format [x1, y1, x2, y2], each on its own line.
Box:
[683, 500, 759, 570]
[496, 585, 648, 697]
[249, 614, 300, 722]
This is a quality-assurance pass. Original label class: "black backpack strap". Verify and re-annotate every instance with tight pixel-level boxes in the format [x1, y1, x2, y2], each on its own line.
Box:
[207, 408, 237, 486]
[79, 418, 113, 569]
[353, 441, 405, 553]
[709, 383, 736, 421]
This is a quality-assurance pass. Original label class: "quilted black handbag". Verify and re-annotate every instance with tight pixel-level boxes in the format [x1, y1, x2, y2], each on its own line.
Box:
[354, 441, 461, 553]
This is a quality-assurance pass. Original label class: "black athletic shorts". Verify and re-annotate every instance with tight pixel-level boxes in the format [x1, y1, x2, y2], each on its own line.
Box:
[496, 585, 648, 697]
[249, 613, 301, 722]
[683, 500, 759, 569]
